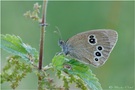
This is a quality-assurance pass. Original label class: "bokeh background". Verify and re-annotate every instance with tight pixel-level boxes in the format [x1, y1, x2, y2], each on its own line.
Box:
[1, 1, 134, 90]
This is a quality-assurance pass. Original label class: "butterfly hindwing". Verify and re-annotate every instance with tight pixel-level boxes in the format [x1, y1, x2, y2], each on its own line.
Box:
[66, 29, 118, 67]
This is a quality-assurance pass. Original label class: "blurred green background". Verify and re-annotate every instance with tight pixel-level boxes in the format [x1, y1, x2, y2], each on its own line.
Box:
[1, 1, 134, 90]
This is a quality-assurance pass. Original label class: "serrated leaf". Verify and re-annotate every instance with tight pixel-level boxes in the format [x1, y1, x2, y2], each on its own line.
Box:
[52, 55, 103, 90]
[1, 34, 38, 61]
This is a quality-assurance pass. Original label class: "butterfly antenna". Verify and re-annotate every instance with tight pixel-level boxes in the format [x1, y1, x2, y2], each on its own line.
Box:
[54, 26, 62, 40]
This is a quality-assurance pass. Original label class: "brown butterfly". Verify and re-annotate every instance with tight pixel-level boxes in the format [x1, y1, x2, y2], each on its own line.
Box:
[58, 29, 118, 67]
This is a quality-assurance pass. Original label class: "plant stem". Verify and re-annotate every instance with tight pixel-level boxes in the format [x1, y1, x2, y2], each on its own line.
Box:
[38, 0, 48, 89]
[39, 26, 44, 70]
[38, 0, 48, 70]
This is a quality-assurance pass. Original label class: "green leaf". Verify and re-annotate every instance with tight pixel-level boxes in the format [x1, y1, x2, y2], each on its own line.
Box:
[1, 34, 38, 61]
[52, 55, 103, 90]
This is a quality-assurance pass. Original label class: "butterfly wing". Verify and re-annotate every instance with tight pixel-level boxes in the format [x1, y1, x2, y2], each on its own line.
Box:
[66, 29, 118, 67]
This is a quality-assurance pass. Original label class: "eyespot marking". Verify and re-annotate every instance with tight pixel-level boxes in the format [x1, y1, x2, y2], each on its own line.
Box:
[89, 34, 95, 39]
[88, 34, 97, 45]
[94, 57, 99, 61]
[95, 51, 101, 57]
[88, 38, 97, 45]
[89, 38, 96, 43]
[96, 45, 104, 51]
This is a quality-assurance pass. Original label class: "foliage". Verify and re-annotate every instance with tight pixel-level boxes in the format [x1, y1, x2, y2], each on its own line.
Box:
[1, 56, 32, 89]
[24, 2, 41, 22]
[1, 34, 102, 90]
[1, 2, 103, 90]
[1, 34, 57, 90]
[1, 34, 38, 63]
[52, 55, 103, 90]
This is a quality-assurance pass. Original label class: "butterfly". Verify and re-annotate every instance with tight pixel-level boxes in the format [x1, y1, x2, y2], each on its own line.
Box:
[58, 29, 118, 67]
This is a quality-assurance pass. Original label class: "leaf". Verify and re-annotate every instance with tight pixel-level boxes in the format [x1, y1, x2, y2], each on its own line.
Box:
[1, 34, 38, 61]
[52, 55, 103, 90]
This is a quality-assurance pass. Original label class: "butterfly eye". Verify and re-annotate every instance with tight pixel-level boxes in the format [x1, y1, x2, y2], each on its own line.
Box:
[58, 40, 64, 45]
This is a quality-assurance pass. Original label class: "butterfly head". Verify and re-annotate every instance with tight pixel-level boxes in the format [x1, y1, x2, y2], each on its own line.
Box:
[58, 39, 69, 55]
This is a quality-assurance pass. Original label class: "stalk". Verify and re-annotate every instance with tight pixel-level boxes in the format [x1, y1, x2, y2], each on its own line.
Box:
[38, 0, 48, 89]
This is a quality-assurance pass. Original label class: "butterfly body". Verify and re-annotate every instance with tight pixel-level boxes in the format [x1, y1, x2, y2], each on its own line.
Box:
[58, 29, 118, 67]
